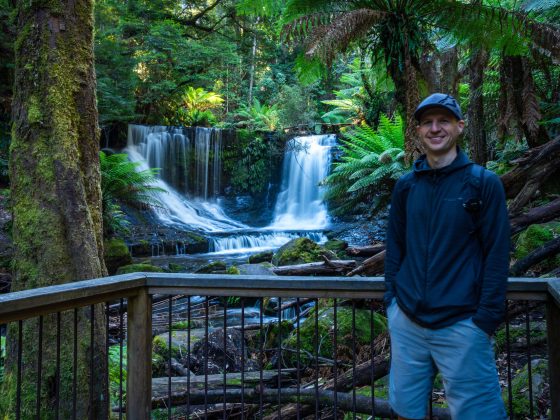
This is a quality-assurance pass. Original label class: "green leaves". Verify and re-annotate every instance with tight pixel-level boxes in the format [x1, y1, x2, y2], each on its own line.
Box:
[323, 115, 408, 215]
[234, 98, 280, 131]
[100, 151, 165, 236]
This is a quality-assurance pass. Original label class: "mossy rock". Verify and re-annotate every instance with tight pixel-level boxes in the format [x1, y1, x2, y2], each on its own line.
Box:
[248, 251, 273, 264]
[514, 222, 560, 272]
[116, 263, 164, 275]
[271, 237, 336, 267]
[324, 239, 348, 252]
[494, 322, 547, 353]
[282, 305, 388, 363]
[104, 238, 132, 275]
[226, 265, 240, 275]
[503, 359, 549, 419]
[237, 263, 276, 276]
[168, 263, 186, 272]
[195, 261, 227, 274]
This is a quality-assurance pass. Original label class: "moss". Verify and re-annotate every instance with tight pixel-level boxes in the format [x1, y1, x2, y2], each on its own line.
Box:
[514, 222, 560, 272]
[172, 321, 190, 330]
[195, 260, 226, 273]
[116, 263, 163, 275]
[226, 265, 240, 275]
[27, 95, 42, 124]
[248, 251, 273, 264]
[152, 335, 182, 361]
[168, 263, 185, 272]
[272, 237, 335, 266]
[324, 239, 347, 252]
[494, 322, 546, 353]
[503, 359, 548, 418]
[283, 306, 388, 362]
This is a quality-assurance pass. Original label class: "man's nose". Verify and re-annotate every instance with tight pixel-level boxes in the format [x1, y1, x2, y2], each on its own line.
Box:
[429, 121, 442, 132]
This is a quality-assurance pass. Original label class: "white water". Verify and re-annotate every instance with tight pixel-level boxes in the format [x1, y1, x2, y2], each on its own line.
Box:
[125, 125, 335, 253]
[269, 135, 336, 230]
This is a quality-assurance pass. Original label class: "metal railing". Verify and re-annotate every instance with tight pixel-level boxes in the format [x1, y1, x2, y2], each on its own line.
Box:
[0, 274, 558, 419]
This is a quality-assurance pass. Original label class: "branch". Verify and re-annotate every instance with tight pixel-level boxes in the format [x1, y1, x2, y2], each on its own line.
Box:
[510, 236, 560, 276]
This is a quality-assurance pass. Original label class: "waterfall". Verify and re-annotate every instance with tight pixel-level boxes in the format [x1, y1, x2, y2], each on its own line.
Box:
[270, 134, 336, 230]
[127, 124, 222, 198]
[126, 125, 245, 232]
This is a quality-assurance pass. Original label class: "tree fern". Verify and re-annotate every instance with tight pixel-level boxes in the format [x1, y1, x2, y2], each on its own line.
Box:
[323, 115, 408, 216]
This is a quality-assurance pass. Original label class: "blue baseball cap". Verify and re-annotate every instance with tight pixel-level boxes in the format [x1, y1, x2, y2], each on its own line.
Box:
[414, 93, 463, 121]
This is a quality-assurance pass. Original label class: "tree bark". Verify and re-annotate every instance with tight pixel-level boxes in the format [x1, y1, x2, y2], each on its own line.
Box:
[346, 244, 385, 257]
[3, 1, 107, 418]
[347, 250, 385, 276]
[466, 45, 489, 165]
[510, 197, 560, 235]
[510, 237, 560, 276]
[273, 259, 356, 276]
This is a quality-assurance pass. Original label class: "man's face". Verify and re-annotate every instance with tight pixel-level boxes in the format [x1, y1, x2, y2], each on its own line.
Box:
[416, 108, 465, 157]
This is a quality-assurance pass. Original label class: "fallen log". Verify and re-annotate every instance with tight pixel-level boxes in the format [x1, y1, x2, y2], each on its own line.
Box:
[272, 257, 356, 276]
[152, 370, 297, 398]
[510, 197, 560, 235]
[144, 388, 451, 419]
[346, 244, 385, 257]
[347, 250, 385, 277]
[510, 236, 560, 276]
[500, 136, 560, 215]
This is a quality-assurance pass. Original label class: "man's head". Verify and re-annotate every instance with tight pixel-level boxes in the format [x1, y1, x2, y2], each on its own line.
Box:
[415, 93, 465, 159]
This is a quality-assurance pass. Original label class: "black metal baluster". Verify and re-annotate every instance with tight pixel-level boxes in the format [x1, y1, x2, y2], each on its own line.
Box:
[505, 300, 513, 418]
[104, 304, 109, 420]
[241, 297, 245, 420]
[223, 298, 227, 419]
[259, 297, 264, 419]
[90, 305, 94, 420]
[370, 301, 375, 418]
[187, 296, 191, 419]
[16, 320, 22, 420]
[73, 308, 77, 420]
[352, 301, 356, 419]
[205, 297, 209, 418]
[314, 298, 319, 418]
[333, 298, 338, 418]
[119, 299, 124, 420]
[526, 300, 534, 418]
[36, 315, 43, 420]
[296, 298, 301, 420]
[56, 312, 61, 420]
[168, 296, 173, 418]
[277, 297, 282, 419]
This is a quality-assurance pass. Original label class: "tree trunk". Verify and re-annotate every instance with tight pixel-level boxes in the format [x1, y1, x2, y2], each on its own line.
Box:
[3, 1, 108, 418]
[466, 46, 489, 165]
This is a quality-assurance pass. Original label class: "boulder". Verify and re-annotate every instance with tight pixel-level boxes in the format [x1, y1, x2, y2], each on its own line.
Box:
[116, 263, 163, 275]
[271, 237, 336, 267]
[248, 251, 273, 264]
[283, 305, 388, 361]
[104, 238, 132, 275]
[237, 264, 276, 276]
[194, 261, 226, 274]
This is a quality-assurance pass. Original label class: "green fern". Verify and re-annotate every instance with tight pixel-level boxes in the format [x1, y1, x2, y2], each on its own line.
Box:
[100, 151, 165, 235]
[323, 115, 408, 216]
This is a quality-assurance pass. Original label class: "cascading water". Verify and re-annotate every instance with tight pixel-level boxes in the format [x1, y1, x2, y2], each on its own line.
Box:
[269, 134, 336, 230]
[125, 125, 335, 254]
[126, 125, 245, 232]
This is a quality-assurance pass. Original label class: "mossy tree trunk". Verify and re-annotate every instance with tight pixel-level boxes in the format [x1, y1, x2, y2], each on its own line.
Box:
[2, 1, 108, 418]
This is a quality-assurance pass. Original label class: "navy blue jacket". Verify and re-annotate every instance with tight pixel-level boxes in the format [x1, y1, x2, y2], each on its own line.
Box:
[384, 149, 510, 335]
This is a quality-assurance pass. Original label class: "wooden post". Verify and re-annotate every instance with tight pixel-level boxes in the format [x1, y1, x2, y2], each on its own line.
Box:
[127, 288, 152, 419]
[547, 280, 560, 420]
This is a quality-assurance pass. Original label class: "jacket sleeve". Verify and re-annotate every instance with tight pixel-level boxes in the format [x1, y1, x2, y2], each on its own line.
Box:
[472, 172, 511, 336]
[384, 177, 408, 306]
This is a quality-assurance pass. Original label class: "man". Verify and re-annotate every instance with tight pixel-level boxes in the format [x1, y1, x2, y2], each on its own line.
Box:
[384, 93, 510, 419]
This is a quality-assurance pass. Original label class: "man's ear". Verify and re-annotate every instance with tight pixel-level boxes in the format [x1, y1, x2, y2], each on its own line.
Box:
[457, 119, 465, 134]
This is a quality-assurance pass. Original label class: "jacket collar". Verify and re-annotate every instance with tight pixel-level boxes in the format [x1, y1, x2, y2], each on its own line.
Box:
[413, 147, 472, 176]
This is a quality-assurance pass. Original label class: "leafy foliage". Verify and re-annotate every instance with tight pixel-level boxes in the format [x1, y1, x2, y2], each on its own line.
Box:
[323, 115, 408, 215]
[234, 99, 280, 131]
[100, 152, 165, 235]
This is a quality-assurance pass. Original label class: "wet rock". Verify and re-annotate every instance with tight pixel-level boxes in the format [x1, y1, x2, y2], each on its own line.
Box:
[248, 251, 273, 264]
[271, 237, 336, 267]
[116, 263, 164, 275]
[104, 238, 132, 275]
[195, 261, 227, 274]
[237, 264, 276, 276]
[192, 328, 254, 375]
[168, 263, 186, 272]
